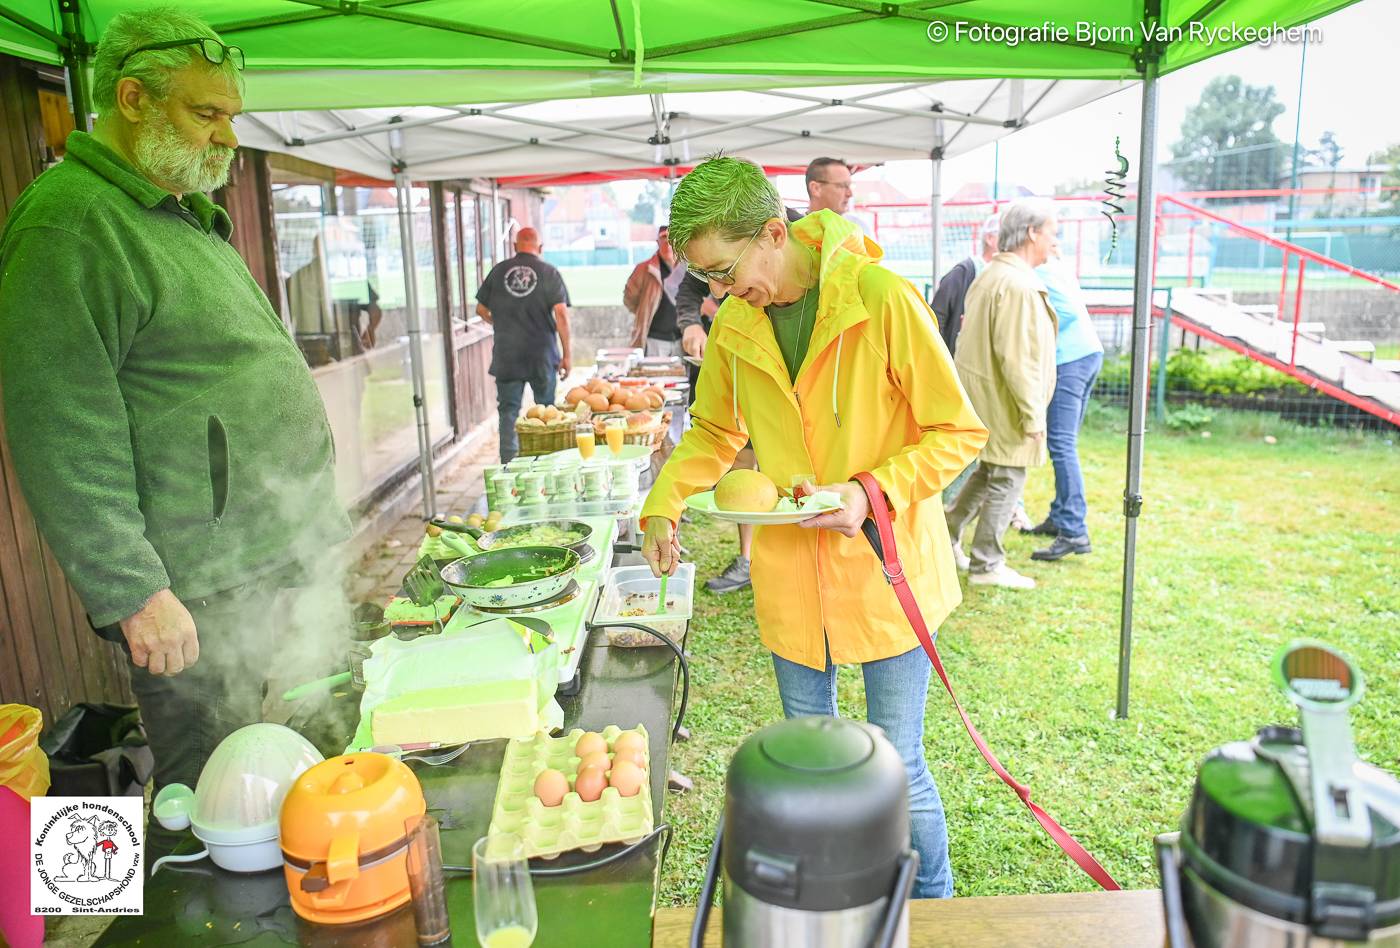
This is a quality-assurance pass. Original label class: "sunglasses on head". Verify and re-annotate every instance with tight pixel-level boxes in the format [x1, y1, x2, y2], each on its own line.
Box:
[118, 37, 245, 73]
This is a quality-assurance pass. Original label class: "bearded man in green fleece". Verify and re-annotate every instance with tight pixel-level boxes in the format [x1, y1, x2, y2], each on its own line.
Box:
[0, 9, 349, 806]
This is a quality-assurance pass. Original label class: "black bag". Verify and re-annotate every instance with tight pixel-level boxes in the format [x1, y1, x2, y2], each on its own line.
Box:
[39, 703, 153, 797]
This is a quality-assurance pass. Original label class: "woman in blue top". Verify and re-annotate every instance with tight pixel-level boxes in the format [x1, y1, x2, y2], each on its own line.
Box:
[1025, 252, 1105, 560]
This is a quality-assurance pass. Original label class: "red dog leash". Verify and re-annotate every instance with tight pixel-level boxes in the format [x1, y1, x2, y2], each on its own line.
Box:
[851, 472, 1121, 891]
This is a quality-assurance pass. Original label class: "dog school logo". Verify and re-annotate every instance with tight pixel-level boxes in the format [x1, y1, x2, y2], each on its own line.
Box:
[30, 797, 144, 915]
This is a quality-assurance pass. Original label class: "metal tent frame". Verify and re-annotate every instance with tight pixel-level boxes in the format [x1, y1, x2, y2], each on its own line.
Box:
[25, 0, 1300, 717]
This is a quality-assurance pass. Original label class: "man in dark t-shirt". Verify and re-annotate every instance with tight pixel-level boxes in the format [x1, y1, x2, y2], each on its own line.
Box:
[476, 227, 573, 462]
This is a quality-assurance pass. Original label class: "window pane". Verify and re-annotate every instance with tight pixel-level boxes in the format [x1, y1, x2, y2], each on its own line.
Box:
[444, 190, 463, 320]
[288, 184, 453, 506]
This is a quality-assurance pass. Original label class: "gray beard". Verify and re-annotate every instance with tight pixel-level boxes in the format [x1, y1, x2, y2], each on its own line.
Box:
[133, 109, 234, 195]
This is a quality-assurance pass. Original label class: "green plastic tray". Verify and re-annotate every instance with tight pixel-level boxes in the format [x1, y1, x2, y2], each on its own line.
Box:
[488, 724, 653, 860]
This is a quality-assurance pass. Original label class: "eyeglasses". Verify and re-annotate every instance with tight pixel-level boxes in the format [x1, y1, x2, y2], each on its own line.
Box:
[118, 38, 246, 73]
[684, 222, 766, 286]
[813, 179, 853, 192]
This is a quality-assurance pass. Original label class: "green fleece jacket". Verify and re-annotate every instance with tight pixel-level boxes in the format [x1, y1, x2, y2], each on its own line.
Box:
[0, 131, 349, 628]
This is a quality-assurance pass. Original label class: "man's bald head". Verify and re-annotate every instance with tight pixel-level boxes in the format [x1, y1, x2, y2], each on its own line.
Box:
[515, 228, 541, 253]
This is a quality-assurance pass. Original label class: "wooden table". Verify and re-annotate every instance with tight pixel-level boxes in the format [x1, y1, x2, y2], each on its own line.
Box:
[654, 889, 1167, 947]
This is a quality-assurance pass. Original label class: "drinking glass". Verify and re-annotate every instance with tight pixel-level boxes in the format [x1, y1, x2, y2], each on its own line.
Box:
[575, 423, 596, 460]
[604, 417, 626, 457]
[473, 833, 536, 948]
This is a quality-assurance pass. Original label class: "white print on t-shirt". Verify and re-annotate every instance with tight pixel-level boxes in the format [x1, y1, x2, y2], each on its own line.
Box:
[504, 265, 538, 298]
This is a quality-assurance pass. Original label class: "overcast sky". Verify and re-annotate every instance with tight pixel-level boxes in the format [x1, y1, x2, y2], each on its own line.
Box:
[876, 1, 1394, 199]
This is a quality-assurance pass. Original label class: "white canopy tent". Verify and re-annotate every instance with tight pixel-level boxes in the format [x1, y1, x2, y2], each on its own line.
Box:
[235, 78, 1127, 537]
[233, 78, 1127, 181]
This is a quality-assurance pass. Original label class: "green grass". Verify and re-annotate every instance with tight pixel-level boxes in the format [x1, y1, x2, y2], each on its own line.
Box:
[659, 405, 1398, 903]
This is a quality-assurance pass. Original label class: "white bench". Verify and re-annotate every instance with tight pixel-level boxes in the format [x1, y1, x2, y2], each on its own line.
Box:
[1330, 340, 1377, 360]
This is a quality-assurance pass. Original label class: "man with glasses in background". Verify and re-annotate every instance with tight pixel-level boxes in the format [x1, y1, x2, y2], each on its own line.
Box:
[676, 157, 856, 594]
[0, 9, 349, 856]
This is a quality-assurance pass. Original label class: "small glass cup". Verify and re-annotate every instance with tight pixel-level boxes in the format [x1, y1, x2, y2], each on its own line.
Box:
[575, 423, 596, 461]
[405, 813, 451, 945]
[473, 833, 536, 948]
[604, 417, 627, 457]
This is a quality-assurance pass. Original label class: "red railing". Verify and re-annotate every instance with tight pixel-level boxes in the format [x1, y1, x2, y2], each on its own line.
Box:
[1153, 194, 1400, 370]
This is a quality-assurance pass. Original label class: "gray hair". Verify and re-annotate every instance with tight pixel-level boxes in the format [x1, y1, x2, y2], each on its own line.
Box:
[92, 7, 241, 115]
[980, 213, 1001, 246]
[998, 199, 1058, 253]
[667, 155, 784, 256]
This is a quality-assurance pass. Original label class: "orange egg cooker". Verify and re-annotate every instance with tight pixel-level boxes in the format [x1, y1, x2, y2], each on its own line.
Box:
[279, 752, 426, 925]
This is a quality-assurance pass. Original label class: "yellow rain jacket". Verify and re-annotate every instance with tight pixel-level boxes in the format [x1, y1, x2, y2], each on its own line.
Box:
[641, 211, 987, 669]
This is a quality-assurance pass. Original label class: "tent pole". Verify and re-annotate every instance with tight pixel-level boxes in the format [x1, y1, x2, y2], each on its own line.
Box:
[929, 118, 945, 297]
[60, 4, 93, 132]
[390, 129, 438, 520]
[1117, 58, 1161, 720]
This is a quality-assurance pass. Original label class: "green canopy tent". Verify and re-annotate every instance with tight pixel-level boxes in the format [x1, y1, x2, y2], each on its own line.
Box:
[0, 0, 1366, 715]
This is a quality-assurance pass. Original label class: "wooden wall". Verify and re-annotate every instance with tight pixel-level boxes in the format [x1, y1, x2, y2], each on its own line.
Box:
[0, 55, 134, 725]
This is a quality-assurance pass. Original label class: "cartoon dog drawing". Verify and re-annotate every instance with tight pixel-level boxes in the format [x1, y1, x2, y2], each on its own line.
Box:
[54, 852, 85, 881]
[63, 815, 102, 881]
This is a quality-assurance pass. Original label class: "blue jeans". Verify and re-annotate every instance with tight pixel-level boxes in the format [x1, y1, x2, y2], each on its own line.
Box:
[1045, 351, 1102, 538]
[495, 364, 558, 462]
[770, 644, 954, 899]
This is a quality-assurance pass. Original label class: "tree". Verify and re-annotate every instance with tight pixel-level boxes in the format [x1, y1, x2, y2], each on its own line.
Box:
[1169, 75, 1286, 198]
[1309, 131, 1344, 218]
[1366, 143, 1400, 217]
[1053, 176, 1100, 197]
[629, 180, 671, 225]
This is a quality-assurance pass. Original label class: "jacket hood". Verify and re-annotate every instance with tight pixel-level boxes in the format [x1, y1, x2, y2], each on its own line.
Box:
[711, 210, 883, 427]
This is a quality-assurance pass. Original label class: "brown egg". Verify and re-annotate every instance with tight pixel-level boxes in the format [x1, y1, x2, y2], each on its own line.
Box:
[578, 751, 610, 773]
[533, 769, 569, 807]
[573, 765, 606, 803]
[612, 746, 645, 769]
[611, 731, 647, 757]
[574, 731, 607, 759]
[607, 759, 645, 797]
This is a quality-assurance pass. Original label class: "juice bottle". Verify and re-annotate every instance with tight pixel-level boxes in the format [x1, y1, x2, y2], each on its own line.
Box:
[575, 424, 595, 460]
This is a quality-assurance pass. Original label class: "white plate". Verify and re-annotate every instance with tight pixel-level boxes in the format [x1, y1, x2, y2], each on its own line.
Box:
[684, 490, 844, 525]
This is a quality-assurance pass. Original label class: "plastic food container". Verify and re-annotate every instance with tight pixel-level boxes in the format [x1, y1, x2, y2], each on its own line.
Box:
[153, 723, 324, 873]
[592, 564, 694, 646]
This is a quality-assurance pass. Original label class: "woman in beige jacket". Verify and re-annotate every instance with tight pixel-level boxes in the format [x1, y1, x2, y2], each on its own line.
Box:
[946, 199, 1060, 589]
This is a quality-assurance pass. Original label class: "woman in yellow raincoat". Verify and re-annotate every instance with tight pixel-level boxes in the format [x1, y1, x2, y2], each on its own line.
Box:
[641, 157, 987, 898]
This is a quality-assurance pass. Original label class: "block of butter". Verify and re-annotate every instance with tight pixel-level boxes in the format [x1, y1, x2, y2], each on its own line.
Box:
[371, 678, 540, 746]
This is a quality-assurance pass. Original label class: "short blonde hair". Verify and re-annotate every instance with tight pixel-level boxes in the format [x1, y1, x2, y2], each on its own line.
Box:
[92, 7, 241, 114]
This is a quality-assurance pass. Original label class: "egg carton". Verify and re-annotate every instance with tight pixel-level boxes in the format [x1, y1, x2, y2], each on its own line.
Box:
[488, 724, 653, 860]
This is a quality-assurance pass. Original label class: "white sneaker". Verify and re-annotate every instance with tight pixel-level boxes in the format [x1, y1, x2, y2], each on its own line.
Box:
[969, 564, 1036, 590]
[950, 541, 970, 572]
